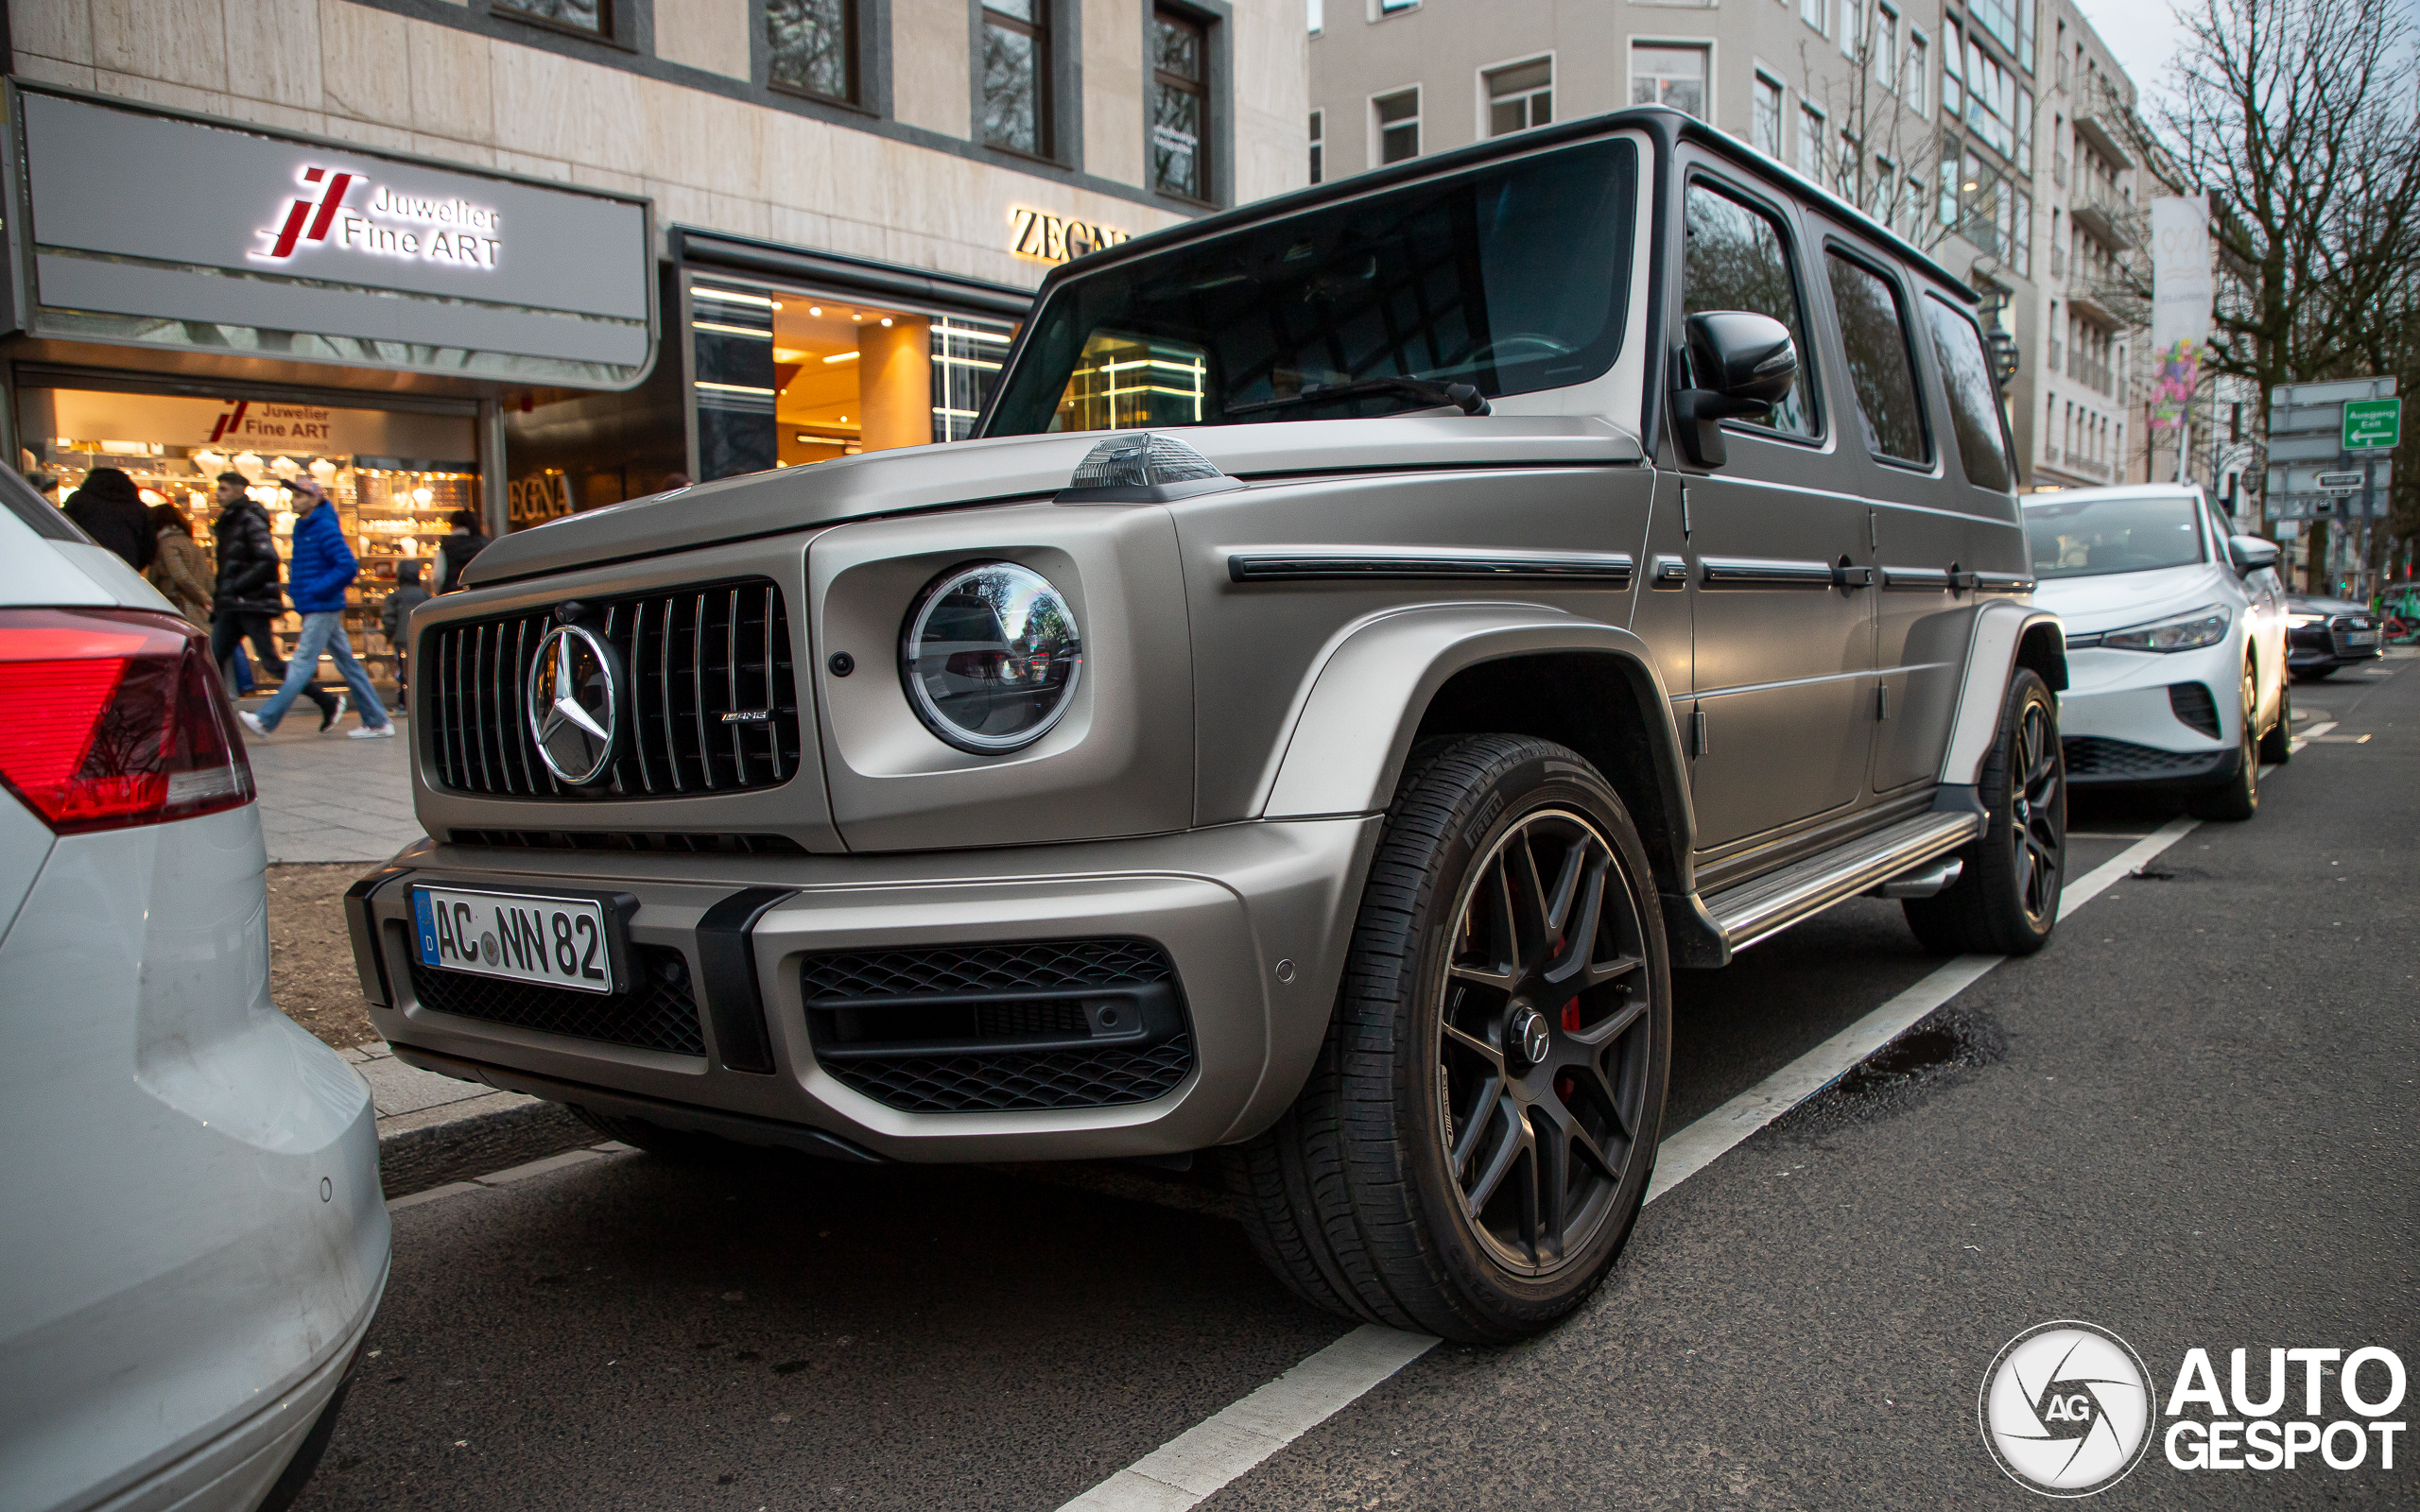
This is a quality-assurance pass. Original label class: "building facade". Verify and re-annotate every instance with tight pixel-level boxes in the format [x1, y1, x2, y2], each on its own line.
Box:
[0, 0, 1305, 667]
[1306, 0, 2162, 498]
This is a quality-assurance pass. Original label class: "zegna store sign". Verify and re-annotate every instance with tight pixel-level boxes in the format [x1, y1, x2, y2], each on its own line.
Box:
[9, 88, 655, 383]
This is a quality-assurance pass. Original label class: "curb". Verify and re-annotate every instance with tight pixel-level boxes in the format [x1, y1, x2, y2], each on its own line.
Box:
[345, 1044, 603, 1199]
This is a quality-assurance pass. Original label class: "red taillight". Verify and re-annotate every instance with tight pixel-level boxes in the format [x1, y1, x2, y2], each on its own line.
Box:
[0, 608, 255, 833]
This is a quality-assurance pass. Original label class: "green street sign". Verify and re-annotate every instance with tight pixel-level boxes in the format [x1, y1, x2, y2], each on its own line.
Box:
[2343, 397, 2400, 450]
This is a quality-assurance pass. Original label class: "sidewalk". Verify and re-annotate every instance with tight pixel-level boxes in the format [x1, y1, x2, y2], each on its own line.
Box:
[238, 699, 426, 864]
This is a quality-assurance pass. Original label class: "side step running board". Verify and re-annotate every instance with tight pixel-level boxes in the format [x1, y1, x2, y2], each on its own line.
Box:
[1703, 812, 1983, 954]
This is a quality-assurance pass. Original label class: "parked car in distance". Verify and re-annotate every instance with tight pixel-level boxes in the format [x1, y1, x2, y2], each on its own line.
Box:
[0, 476, 388, 1511]
[2284, 593, 2384, 680]
[349, 105, 2068, 1344]
[2023, 484, 2290, 819]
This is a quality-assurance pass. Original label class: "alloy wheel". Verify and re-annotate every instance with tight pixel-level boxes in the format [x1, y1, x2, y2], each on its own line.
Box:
[1435, 808, 1654, 1276]
[2012, 698, 2064, 926]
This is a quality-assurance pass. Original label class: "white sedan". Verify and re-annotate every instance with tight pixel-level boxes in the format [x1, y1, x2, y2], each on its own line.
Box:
[0, 476, 388, 1509]
[2023, 483, 2291, 819]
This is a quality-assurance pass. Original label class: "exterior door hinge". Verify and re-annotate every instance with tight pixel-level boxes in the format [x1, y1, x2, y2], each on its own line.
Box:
[1681, 484, 1693, 539]
[1876, 683, 1892, 721]
[1691, 706, 1709, 756]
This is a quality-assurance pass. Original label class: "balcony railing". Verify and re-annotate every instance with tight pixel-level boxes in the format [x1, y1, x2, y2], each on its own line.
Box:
[2067, 352, 2114, 396]
[2049, 245, 2067, 279]
[2049, 449, 2113, 481]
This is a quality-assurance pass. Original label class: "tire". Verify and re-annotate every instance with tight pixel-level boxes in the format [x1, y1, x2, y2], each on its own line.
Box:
[569, 1105, 736, 1160]
[1903, 669, 2066, 955]
[1227, 735, 1671, 1344]
[2258, 677, 2293, 765]
[2187, 667, 2260, 821]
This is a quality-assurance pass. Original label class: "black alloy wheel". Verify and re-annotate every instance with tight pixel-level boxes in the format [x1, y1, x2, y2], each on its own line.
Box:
[1230, 735, 1670, 1343]
[1436, 807, 1655, 1276]
[1904, 669, 2066, 955]
[2189, 667, 2261, 821]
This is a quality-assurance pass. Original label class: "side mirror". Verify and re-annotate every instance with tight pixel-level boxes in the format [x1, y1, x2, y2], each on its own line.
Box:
[1672, 311, 1799, 467]
[2228, 534, 2280, 576]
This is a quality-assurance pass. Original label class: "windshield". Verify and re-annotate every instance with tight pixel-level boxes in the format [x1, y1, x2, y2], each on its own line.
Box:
[983, 138, 1636, 435]
[2025, 493, 2206, 579]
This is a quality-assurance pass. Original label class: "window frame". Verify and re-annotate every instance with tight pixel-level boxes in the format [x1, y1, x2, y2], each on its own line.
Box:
[1678, 169, 1828, 449]
[979, 0, 1057, 163]
[1821, 238, 1937, 471]
[1370, 84, 1422, 166]
[1751, 69, 1786, 160]
[1479, 52, 1555, 140]
[1628, 38, 1714, 122]
[1797, 99, 1827, 186]
[1920, 291, 2018, 492]
[493, 0, 622, 48]
[766, 0, 861, 108]
[1307, 107, 1324, 184]
[1149, 5, 1215, 204]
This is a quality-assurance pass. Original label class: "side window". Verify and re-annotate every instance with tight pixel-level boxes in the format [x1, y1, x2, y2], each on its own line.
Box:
[1824, 251, 1929, 466]
[1921, 296, 2012, 491]
[1682, 181, 1820, 439]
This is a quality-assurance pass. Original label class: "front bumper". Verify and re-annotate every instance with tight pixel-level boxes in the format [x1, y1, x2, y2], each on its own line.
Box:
[2056, 643, 2240, 787]
[350, 817, 1380, 1161]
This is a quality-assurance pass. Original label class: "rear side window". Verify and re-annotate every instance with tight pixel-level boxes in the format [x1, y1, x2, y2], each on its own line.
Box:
[1922, 296, 2011, 491]
[1682, 181, 1819, 439]
[1824, 252, 1927, 465]
[0, 469, 83, 542]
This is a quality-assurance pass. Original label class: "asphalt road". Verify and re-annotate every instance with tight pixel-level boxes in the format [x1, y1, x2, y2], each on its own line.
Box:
[298, 660, 2415, 1511]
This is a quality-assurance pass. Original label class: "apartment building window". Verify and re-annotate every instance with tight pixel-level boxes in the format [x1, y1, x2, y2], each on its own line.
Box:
[2015, 88, 2034, 173]
[2012, 190, 2032, 274]
[1801, 0, 1825, 35]
[1874, 5, 1898, 89]
[1839, 0, 1859, 60]
[495, 0, 606, 38]
[1485, 58, 1553, 137]
[1943, 18, 1962, 117]
[1632, 45, 1708, 119]
[1908, 30, 1927, 113]
[1374, 88, 1420, 163]
[982, 1, 1052, 158]
[1904, 173, 1924, 238]
[1308, 0, 1323, 33]
[1151, 9, 1211, 200]
[1308, 110, 1324, 183]
[1799, 103, 1825, 185]
[1378, 0, 1419, 13]
[1752, 73, 1785, 158]
[768, 0, 855, 103]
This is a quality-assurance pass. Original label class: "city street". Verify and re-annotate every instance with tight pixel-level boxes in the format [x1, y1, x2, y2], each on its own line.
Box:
[290, 660, 2415, 1511]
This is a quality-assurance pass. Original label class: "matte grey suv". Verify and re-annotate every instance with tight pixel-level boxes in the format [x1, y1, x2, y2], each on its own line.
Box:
[350, 107, 2067, 1343]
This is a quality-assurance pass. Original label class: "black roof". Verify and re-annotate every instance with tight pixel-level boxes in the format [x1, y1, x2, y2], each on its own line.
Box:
[1041, 105, 1977, 307]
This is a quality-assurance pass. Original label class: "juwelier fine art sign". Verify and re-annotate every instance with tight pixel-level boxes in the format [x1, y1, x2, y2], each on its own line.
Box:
[11, 88, 654, 383]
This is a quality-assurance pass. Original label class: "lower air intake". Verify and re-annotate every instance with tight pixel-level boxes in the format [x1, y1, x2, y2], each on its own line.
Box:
[802, 936, 1192, 1113]
[407, 945, 705, 1057]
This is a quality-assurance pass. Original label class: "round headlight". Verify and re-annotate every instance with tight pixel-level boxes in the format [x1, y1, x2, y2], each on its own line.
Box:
[900, 561, 1083, 753]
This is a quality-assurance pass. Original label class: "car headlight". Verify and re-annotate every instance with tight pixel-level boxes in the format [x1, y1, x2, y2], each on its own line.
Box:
[2286, 612, 2326, 628]
[900, 561, 1083, 753]
[2100, 604, 2231, 653]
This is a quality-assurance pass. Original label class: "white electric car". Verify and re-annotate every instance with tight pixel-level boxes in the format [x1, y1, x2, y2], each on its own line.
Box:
[0, 476, 388, 1511]
[2023, 484, 2290, 819]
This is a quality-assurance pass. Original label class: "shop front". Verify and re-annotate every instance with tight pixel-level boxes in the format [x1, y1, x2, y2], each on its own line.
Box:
[0, 81, 658, 685]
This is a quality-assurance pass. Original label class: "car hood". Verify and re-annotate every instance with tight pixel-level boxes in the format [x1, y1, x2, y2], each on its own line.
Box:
[466, 414, 1644, 586]
[2031, 562, 2236, 634]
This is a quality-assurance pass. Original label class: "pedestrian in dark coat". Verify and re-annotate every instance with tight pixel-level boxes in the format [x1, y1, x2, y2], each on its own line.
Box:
[209, 472, 337, 725]
[61, 467, 155, 572]
[434, 510, 491, 593]
[239, 477, 393, 738]
[379, 559, 430, 696]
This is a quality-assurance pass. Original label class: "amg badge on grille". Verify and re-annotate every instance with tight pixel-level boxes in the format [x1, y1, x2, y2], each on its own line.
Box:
[527, 624, 619, 784]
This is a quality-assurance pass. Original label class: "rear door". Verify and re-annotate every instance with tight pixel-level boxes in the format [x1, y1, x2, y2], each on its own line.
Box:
[1670, 163, 1876, 851]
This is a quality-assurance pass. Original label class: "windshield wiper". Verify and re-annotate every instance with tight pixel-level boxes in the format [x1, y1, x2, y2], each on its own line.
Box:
[1226, 376, 1493, 419]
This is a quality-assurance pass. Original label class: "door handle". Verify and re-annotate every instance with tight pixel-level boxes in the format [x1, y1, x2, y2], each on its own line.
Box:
[1651, 555, 1689, 588]
[1832, 563, 1876, 589]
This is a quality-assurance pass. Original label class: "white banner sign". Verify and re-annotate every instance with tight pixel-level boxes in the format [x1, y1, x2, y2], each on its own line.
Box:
[2148, 196, 2215, 430]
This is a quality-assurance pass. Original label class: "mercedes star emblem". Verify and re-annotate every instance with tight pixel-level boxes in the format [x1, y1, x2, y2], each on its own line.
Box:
[527, 623, 618, 785]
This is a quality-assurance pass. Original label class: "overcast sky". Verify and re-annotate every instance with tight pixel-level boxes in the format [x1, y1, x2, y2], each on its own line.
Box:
[2074, 0, 2420, 110]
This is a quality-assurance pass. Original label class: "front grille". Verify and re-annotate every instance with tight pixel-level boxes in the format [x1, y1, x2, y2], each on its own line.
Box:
[447, 828, 810, 856]
[802, 937, 1192, 1114]
[2167, 681, 2221, 739]
[406, 945, 705, 1056]
[2064, 736, 2223, 781]
[422, 578, 801, 799]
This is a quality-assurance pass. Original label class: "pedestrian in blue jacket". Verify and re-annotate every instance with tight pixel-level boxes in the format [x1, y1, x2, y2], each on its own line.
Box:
[239, 476, 395, 738]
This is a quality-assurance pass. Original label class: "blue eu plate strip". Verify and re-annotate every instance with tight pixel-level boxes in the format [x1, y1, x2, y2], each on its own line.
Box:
[412, 888, 441, 965]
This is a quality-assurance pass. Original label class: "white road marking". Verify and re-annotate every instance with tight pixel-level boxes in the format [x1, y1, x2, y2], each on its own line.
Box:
[1058, 1327, 1440, 1512]
[1056, 814, 2209, 1512]
[2301, 720, 2340, 738]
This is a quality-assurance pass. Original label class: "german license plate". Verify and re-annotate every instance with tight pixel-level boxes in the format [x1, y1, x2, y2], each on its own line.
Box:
[2344, 632, 2377, 646]
[412, 885, 614, 994]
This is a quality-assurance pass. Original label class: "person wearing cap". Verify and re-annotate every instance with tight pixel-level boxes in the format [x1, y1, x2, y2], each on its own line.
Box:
[211, 471, 340, 727]
[238, 475, 395, 739]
